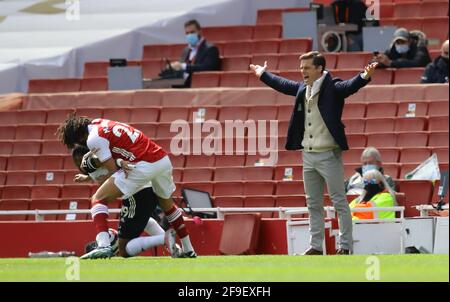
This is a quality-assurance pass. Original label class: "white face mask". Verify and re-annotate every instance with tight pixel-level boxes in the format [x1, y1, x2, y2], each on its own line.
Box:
[395, 44, 409, 54]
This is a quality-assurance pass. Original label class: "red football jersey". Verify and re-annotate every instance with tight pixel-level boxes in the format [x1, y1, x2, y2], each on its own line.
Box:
[88, 118, 166, 163]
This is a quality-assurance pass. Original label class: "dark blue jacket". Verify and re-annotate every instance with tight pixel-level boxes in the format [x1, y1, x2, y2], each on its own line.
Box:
[260, 71, 370, 151]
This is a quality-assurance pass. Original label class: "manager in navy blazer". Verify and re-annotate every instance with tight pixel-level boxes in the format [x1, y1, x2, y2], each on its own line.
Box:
[250, 52, 378, 255]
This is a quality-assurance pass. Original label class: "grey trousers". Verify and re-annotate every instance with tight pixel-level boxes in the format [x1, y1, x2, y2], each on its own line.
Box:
[302, 149, 353, 251]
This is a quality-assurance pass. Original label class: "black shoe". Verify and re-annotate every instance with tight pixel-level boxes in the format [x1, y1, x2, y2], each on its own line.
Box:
[336, 248, 350, 255]
[179, 251, 197, 258]
[302, 248, 323, 255]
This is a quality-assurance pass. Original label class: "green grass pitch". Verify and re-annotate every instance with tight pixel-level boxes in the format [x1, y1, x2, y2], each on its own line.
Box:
[0, 255, 448, 282]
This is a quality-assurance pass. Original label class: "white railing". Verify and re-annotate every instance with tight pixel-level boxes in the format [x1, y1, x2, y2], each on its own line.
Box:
[0, 206, 406, 221]
[415, 204, 449, 217]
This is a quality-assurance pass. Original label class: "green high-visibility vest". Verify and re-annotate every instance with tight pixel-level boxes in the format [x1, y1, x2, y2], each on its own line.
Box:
[350, 192, 395, 220]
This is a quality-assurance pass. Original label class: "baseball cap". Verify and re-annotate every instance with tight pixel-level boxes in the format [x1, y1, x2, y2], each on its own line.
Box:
[393, 28, 410, 43]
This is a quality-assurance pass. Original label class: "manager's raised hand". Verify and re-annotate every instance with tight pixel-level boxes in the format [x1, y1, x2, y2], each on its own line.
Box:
[362, 62, 378, 80]
[249, 61, 268, 79]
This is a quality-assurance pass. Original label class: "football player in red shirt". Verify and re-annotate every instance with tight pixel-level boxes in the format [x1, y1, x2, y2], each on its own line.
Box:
[57, 115, 196, 259]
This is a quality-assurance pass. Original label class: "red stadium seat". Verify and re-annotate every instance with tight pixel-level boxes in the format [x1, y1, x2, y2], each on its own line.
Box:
[220, 72, 249, 87]
[323, 53, 338, 69]
[58, 199, 90, 220]
[370, 68, 394, 85]
[214, 155, 246, 167]
[218, 106, 248, 122]
[0, 199, 29, 221]
[365, 118, 395, 133]
[80, 77, 108, 91]
[394, 117, 427, 131]
[202, 26, 254, 42]
[394, 68, 424, 84]
[380, 3, 394, 18]
[184, 155, 215, 168]
[253, 24, 282, 39]
[0, 141, 13, 155]
[28, 78, 81, 93]
[16, 110, 47, 124]
[252, 39, 280, 54]
[15, 125, 43, 140]
[367, 133, 396, 148]
[394, 85, 425, 102]
[75, 108, 103, 119]
[61, 185, 91, 199]
[83, 62, 109, 77]
[7, 156, 36, 171]
[275, 180, 304, 196]
[347, 134, 367, 148]
[129, 108, 160, 124]
[342, 103, 366, 119]
[276, 151, 301, 166]
[35, 155, 63, 170]
[424, 84, 449, 100]
[35, 171, 65, 185]
[142, 44, 169, 60]
[243, 196, 275, 218]
[103, 108, 130, 122]
[274, 165, 303, 181]
[2, 185, 31, 199]
[191, 72, 221, 88]
[397, 132, 428, 147]
[256, 9, 285, 24]
[0, 156, 7, 171]
[393, 2, 421, 18]
[433, 147, 449, 164]
[12, 141, 41, 155]
[0, 171, 5, 186]
[397, 101, 428, 117]
[364, 86, 394, 102]
[251, 54, 280, 71]
[46, 109, 74, 124]
[214, 181, 244, 197]
[422, 17, 449, 49]
[247, 106, 277, 121]
[41, 140, 69, 155]
[223, 41, 253, 56]
[31, 185, 60, 199]
[42, 125, 58, 140]
[244, 181, 275, 196]
[182, 168, 213, 182]
[397, 180, 434, 217]
[277, 105, 293, 121]
[130, 123, 157, 138]
[400, 148, 431, 163]
[157, 122, 178, 138]
[421, 1, 449, 17]
[213, 196, 244, 208]
[6, 171, 35, 185]
[379, 148, 401, 163]
[168, 154, 185, 169]
[0, 126, 16, 140]
[159, 107, 189, 123]
[428, 101, 449, 117]
[428, 116, 449, 132]
[221, 56, 251, 71]
[277, 53, 300, 71]
[243, 166, 273, 181]
[214, 167, 243, 181]
[63, 170, 80, 185]
[279, 38, 312, 54]
[132, 90, 162, 107]
[29, 199, 60, 220]
[274, 195, 307, 218]
[366, 102, 398, 118]
[428, 132, 449, 147]
[335, 52, 372, 69]
[342, 119, 365, 134]
[188, 107, 219, 122]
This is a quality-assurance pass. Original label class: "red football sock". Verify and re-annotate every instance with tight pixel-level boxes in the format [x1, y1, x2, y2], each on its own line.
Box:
[165, 205, 188, 239]
[91, 200, 109, 233]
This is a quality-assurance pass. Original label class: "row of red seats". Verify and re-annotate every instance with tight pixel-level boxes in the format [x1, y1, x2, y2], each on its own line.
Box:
[1, 146, 447, 173]
[191, 67, 428, 88]
[1, 155, 448, 187]
[142, 38, 312, 60]
[24, 84, 449, 110]
[380, 1, 448, 18]
[0, 131, 448, 157]
[0, 116, 447, 142]
[5, 100, 448, 127]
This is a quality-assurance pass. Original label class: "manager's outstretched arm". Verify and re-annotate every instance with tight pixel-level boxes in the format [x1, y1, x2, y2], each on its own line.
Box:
[334, 62, 378, 98]
[250, 61, 300, 96]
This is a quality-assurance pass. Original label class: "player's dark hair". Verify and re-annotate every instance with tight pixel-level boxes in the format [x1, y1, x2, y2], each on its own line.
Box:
[56, 114, 91, 149]
[299, 51, 326, 72]
[72, 144, 89, 160]
[184, 19, 201, 30]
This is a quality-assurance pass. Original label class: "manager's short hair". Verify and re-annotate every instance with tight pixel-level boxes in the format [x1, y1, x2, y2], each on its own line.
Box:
[184, 19, 201, 30]
[299, 51, 326, 72]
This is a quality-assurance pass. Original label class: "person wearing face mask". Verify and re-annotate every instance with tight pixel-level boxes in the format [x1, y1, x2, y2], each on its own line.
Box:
[169, 19, 220, 87]
[250, 52, 378, 255]
[421, 40, 449, 83]
[373, 28, 431, 68]
[345, 146, 396, 195]
[349, 169, 397, 220]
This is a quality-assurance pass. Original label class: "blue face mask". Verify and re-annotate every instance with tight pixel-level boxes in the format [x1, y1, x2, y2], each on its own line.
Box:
[186, 33, 199, 46]
[362, 164, 378, 174]
[395, 44, 409, 54]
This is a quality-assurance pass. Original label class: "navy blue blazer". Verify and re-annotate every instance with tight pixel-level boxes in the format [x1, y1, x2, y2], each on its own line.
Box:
[260, 71, 370, 151]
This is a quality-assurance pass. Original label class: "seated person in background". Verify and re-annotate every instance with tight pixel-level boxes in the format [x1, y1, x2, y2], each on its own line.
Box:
[350, 169, 397, 220]
[345, 146, 396, 195]
[169, 19, 220, 87]
[421, 40, 449, 83]
[372, 28, 431, 68]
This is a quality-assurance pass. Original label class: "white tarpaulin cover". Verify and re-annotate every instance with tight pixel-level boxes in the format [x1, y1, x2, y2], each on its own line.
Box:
[0, 0, 309, 93]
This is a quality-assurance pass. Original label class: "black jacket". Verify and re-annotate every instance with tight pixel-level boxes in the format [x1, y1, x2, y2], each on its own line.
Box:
[421, 56, 449, 83]
[180, 39, 220, 87]
[383, 43, 431, 68]
[260, 71, 370, 151]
